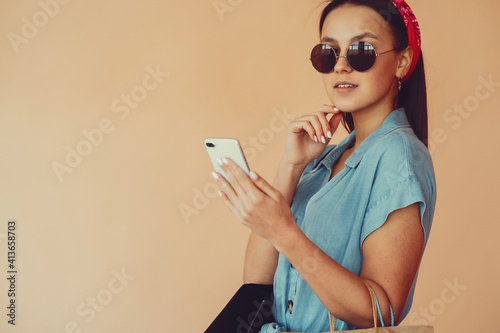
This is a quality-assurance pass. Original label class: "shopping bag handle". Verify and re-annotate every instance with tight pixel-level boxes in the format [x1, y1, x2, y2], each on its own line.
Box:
[329, 279, 393, 331]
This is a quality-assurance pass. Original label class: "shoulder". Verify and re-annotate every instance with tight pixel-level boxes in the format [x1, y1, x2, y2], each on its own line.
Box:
[361, 127, 437, 248]
[364, 127, 434, 182]
[361, 127, 437, 222]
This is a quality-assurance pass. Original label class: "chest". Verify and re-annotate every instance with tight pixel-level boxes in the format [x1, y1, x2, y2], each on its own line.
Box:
[329, 148, 353, 181]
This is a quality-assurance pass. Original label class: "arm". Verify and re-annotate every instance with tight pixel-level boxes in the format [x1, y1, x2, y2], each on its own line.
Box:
[243, 106, 343, 284]
[273, 202, 424, 327]
[216, 157, 423, 326]
[214, 104, 424, 327]
[243, 161, 306, 284]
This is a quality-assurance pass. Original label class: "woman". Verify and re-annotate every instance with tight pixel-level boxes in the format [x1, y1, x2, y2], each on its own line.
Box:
[212, 0, 436, 331]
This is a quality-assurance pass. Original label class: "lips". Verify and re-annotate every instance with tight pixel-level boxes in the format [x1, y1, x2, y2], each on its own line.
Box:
[334, 81, 358, 94]
[334, 81, 358, 88]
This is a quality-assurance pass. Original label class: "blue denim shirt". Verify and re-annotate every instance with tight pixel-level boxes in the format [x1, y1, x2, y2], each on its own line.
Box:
[260, 108, 436, 332]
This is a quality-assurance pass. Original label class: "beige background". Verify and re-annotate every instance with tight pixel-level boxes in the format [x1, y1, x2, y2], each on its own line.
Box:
[0, 0, 499, 332]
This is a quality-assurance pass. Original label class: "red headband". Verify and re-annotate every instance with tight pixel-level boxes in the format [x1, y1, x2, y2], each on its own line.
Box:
[390, 0, 421, 82]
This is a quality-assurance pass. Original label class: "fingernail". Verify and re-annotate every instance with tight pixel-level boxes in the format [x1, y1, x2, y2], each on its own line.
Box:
[249, 171, 258, 180]
[212, 172, 219, 180]
[327, 130, 332, 138]
[333, 107, 340, 112]
[321, 136, 326, 144]
[218, 191, 223, 197]
[222, 157, 229, 165]
[314, 135, 318, 143]
[216, 157, 224, 166]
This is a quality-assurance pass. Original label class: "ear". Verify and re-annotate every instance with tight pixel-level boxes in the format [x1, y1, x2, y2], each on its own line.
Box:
[397, 46, 413, 78]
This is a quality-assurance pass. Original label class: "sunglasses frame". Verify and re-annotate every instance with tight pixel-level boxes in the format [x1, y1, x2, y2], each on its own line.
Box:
[310, 41, 395, 73]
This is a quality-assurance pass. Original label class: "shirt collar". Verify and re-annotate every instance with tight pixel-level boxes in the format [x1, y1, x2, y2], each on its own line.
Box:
[319, 107, 411, 170]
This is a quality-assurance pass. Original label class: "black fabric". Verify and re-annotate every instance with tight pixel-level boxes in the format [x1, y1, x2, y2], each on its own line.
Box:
[205, 284, 275, 333]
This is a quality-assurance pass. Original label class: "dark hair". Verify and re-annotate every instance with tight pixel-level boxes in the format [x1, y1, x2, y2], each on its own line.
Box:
[319, 0, 428, 147]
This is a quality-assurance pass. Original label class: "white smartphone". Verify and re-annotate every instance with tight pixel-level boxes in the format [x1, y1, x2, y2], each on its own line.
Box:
[204, 138, 250, 182]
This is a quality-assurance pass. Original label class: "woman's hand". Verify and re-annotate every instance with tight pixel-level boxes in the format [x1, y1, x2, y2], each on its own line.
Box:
[282, 105, 343, 167]
[212, 157, 297, 244]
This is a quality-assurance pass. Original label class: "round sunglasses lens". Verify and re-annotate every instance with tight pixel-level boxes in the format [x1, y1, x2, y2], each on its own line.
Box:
[311, 44, 336, 73]
[347, 42, 376, 72]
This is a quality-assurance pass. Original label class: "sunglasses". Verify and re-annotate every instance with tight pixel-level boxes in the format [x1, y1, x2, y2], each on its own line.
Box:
[310, 41, 394, 73]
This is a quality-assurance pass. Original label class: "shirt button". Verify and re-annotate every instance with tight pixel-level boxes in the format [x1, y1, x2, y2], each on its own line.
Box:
[288, 300, 294, 314]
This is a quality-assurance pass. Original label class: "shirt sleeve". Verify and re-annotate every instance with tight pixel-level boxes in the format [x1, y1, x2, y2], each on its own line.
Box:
[361, 176, 429, 244]
[360, 133, 435, 246]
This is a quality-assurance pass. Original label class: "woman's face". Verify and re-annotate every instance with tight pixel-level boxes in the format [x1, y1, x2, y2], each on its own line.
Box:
[320, 4, 400, 114]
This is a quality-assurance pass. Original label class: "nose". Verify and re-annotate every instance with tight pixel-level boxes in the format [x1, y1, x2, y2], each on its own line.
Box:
[333, 55, 352, 74]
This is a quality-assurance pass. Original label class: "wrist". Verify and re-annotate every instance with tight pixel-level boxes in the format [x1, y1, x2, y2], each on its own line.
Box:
[270, 220, 303, 255]
[277, 159, 308, 176]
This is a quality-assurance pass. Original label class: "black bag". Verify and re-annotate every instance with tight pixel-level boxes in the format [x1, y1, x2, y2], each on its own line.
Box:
[205, 284, 275, 333]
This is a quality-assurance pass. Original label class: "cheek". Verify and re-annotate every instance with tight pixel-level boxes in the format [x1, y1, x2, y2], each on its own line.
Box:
[368, 63, 397, 90]
[321, 74, 335, 97]
[322, 74, 330, 88]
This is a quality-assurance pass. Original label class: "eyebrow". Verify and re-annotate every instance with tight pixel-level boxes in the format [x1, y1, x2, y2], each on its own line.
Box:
[320, 32, 379, 44]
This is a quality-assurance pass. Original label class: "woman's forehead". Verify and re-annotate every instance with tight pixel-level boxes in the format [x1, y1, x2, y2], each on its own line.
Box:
[321, 4, 391, 42]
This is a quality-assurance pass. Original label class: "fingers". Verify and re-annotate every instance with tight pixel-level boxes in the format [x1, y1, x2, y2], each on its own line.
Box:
[214, 157, 247, 200]
[217, 189, 248, 224]
[212, 169, 238, 204]
[291, 119, 322, 143]
[246, 170, 282, 203]
[213, 158, 265, 208]
[318, 105, 343, 139]
[291, 105, 342, 144]
[212, 167, 248, 222]
[213, 158, 284, 205]
[316, 106, 335, 141]
[328, 109, 344, 133]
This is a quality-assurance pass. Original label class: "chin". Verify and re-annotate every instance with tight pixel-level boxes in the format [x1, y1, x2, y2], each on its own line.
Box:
[328, 93, 361, 112]
[330, 101, 359, 113]
[330, 95, 375, 113]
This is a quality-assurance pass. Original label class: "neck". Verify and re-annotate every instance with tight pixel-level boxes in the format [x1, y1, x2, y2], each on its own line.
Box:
[349, 96, 397, 150]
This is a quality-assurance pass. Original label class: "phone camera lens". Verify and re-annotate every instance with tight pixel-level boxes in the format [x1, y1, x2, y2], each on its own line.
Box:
[206, 142, 215, 147]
